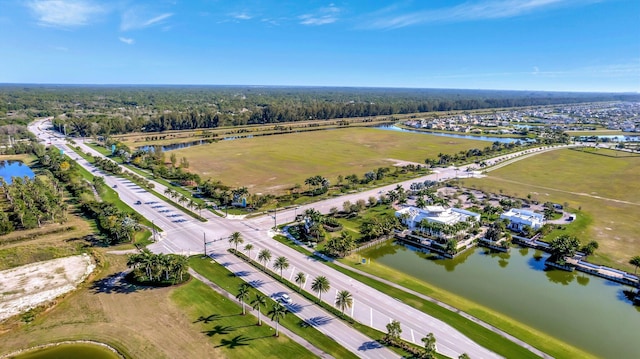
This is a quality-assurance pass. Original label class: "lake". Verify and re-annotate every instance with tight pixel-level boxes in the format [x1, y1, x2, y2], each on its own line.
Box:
[0, 160, 35, 184]
[374, 125, 529, 143]
[361, 242, 640, 359]
[13, 343, 120, 359]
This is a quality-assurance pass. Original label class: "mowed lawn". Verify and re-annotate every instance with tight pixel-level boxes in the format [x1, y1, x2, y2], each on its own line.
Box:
[173, 127, 483, 193]
[462, 148, 640, 271]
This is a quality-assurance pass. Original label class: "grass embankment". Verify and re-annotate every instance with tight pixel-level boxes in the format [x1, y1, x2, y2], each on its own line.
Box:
[171, 127, 484, 194]
[273, 235, 593, 359]
[188, 256, 358, 359]
[463, 147, 640, 271]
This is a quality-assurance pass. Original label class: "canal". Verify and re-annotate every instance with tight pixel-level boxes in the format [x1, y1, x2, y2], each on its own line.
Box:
[361, 242, 640, 359]
[374, 125, 530, 143]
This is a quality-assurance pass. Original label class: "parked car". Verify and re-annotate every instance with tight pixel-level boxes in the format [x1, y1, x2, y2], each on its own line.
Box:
[278, 294, 292, 305]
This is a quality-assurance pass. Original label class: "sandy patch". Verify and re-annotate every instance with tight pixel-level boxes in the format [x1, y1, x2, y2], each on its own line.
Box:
[0, 254, 95, 321]
[385, 158, 425, 167]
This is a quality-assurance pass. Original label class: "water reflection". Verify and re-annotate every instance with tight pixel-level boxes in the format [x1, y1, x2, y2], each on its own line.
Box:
[0, 160, 35, 184]
[359, 241, 640, 358]
[545, 268, 575, 286]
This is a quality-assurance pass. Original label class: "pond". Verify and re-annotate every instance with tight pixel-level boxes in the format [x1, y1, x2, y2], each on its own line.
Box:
[360, 242, 640, 359]
[574, 135, 640, 142]
[374, 125, 530, 144]
[0, 160, 35, 184]
[13, 343, 120, 359]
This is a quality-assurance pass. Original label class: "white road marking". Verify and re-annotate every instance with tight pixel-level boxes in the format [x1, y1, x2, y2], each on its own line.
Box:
[351, 299, 355, 317]
[289, 266, 295, 281]
[411, 329, 415, 343]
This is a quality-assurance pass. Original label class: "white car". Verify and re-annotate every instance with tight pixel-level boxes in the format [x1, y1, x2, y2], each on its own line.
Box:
[278, 294, 292, 305]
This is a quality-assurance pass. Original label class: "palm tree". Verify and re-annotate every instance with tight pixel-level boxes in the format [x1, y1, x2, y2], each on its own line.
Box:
[229, 231, 243, 252]
[244, 243, 254, 259]
[236, 283, 251, 315]
[195, 202, 205, 216]
[630, 255, 640, 274]
[257, 249, 272, 271]
[273, 256, 290, 278]
[311, 276, 330, 303]
[294, 272, 306, 292]
[421, 332, 437, 359]
[250, 293, 267, 326]
[335, 290, 353, 315]
[268, 303, 287, 337]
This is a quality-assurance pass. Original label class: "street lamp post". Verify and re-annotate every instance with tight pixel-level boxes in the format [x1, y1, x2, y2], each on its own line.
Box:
[294, 206, 300, 222]
[203, 232, 207, 256]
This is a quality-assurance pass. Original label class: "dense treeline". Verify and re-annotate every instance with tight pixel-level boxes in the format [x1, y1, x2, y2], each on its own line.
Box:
[3, 85, 638, 136]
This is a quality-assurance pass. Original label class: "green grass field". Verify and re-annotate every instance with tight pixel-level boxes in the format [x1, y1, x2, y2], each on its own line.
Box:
[462, 147, 640, 271]
[188, 257, 358, 359]
[171, 280, 316, 359]
[172, 127, 484, 194]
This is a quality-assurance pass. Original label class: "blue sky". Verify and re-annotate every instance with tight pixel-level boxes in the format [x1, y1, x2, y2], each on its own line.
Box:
[1, 0, 638, 92]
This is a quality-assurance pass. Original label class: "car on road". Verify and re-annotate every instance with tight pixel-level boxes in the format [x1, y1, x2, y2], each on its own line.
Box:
[112, 184, 117, 188]
[278, 294, 292, 305]
[135, 200, 142, 205]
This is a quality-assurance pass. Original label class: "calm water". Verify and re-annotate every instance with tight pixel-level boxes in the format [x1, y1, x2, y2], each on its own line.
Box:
[0, 160, 35, 184]
[575, 135, 640, 142]
[374, 125, 529, 143]
[362, 242, 640, 359]
[13, 343, 120, 359]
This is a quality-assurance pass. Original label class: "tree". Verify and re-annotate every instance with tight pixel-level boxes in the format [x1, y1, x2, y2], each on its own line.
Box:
[244, 243, 254, 259]
[268, 303, 287, 337]
[311, 276, 330, 302]
[630, 255, 640, 274]
[236, 283, 251, 315]
[257, 249, 272, 271]
[294, 271, 306, 292]
[580, 240, 599, 256]
[421, 332, 437, 358]
[335, 290, 353, 315]
[549, 234, 580, 262]
[229, 231, 244, 252]
[273, 256, 290, 278]
[251, 293, 267, 326]
[385, 320, 402, 344]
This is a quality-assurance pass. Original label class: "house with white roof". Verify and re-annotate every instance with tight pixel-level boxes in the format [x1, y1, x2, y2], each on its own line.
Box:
[500, 208, 545, 231]
[395, 206, 480, 230]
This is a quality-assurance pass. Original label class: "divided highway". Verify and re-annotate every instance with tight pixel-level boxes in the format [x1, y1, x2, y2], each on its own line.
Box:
[30, 118, 564, 358]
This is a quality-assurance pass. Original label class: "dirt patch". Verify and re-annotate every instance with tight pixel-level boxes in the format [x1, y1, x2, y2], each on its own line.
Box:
[385, 158, 425, 167]
[0, 254, 95, 321]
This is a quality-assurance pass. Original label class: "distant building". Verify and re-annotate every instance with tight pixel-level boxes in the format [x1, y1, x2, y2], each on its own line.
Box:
[500, 208, 545, 231]
[395, 206, 480, 230]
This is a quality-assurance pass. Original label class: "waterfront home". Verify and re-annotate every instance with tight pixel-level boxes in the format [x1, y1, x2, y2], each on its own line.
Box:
[500, 208, 545, 231]
[395, 206, 480, 230]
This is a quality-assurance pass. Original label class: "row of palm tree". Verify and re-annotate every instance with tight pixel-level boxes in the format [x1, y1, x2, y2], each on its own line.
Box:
[235, 283, 287, 336]
[127, 249, 189, 283]
[163, 187, 206, 216]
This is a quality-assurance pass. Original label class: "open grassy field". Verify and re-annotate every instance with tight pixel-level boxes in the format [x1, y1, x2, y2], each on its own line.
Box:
[461, 147, 640, 271]
[1, 253, 315, 359]
[172, 127, 484, 193]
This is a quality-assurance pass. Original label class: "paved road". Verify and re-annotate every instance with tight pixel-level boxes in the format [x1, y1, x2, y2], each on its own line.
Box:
[29, 118, 567, 358]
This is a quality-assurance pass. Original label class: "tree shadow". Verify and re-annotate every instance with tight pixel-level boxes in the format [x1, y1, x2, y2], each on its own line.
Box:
[307, 316, 332, 326]
[247, 279, 263, 288]
[90, 272, 148, 294]
[232, 270, 251, 277]
[203, 325, 234, 337]
[358, 340, 383, 351]
[194, 313, 221, 324]
[215, 335, 251, 349]
[286, 303, 304, 313]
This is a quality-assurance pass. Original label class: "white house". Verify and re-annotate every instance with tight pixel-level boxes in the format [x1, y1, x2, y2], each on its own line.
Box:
[395, 205, 480, 230]
[500, 208, 545, 231]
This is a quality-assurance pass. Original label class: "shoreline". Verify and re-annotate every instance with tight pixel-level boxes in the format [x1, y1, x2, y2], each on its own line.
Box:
[0, 340, 125, 359]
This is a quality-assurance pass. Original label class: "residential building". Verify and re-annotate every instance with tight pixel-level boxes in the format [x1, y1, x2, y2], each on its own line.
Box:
[500, 208, 545, 231]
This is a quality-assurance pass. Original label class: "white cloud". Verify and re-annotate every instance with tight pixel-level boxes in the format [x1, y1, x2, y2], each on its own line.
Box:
[365, 0, 594, 29]
[27, 0, 104, 27]
[121, 9, 173, 31]
[299, 4, 340, 26]
[232, 13, 252, 20]
[119, 37, 135, 45]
